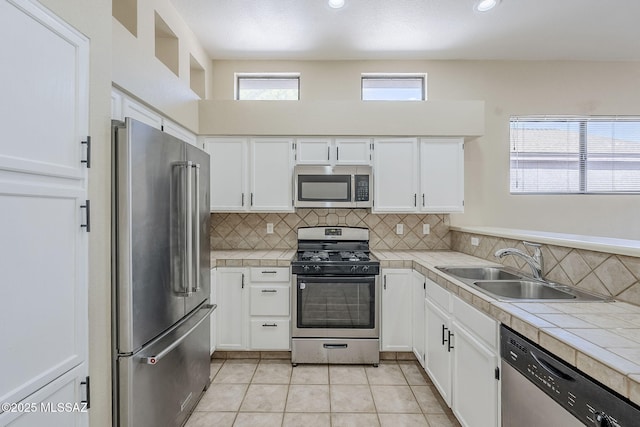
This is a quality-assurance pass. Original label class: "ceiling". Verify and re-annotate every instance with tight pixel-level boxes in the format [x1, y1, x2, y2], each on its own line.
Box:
[169, 0, 640, 61]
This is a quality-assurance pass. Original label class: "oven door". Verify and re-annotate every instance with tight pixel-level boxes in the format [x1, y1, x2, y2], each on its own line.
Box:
[292, 275, 379, 338]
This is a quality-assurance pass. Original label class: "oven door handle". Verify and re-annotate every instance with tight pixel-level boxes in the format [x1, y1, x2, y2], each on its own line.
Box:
[296, 275, 377, 284]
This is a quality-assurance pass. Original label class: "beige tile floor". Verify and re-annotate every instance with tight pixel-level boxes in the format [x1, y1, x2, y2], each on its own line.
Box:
[186, 359, 461, 427]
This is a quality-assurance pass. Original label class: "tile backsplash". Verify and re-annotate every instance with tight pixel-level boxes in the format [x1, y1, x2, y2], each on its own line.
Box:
[451, 230, 640, 307]
[210, 210, 451, 251]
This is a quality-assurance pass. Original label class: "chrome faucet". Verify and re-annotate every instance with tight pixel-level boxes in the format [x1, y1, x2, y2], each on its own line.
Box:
[494, 241, 544, 280]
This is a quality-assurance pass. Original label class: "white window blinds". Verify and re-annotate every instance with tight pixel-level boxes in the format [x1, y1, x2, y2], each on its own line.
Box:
[510, 116, 640, 194]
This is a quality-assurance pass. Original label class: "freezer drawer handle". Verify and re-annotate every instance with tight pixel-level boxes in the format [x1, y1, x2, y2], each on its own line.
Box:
[139, 304, 216, 365]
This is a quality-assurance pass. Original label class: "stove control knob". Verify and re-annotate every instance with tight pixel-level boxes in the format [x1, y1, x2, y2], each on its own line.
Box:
[314, 265, 321, 272]
[594, 412, 612, 427]
[351, 266, 358, 272]
[303, 265, 310, 272]
[362, 265, 369, 272]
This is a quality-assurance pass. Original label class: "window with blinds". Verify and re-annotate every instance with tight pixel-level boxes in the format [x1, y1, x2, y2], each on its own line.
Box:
[510, 116, 640, 194]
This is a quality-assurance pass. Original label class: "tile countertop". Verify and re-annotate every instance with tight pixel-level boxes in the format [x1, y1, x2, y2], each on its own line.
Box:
[373, 250, 640, 406]
[210, 249, 295, 267]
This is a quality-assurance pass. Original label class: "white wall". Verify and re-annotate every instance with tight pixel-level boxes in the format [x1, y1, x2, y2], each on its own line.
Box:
[112, 0, 211, 132]
[207, 60, 640, 240]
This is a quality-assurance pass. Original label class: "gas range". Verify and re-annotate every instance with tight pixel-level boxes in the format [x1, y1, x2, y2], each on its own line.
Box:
[291, 227, 380, 276]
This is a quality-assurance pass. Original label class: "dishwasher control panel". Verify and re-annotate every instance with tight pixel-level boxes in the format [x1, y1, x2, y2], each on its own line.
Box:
[501, 326, 640, 426]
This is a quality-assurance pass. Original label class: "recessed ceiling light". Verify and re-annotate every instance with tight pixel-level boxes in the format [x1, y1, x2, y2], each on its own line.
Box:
[474, 0, 500, 12]
[328, 0, 345, 9]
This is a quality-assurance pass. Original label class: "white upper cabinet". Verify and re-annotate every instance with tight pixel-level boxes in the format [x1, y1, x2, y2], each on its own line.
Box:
[205, 138, 247, 211]
[373, 138, 419, 212]
[250, 138, 294, 211]
[296, 138, 371, 165]
[205, 137, 294, 212]
[121, 96, 163, 130]
[335, 138, 372, 165]
[296, 138, 332, 165]
[162, 119, 197, 146]
[112, 89, 198, 145]
[373, 137, 464, 213]
[419, 138, 464, 213]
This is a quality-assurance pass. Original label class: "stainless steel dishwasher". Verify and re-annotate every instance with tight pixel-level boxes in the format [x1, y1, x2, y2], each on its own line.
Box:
[501, 325, 640, 426]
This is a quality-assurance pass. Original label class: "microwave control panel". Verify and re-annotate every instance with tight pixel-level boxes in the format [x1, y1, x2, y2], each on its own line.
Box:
[354, 175, 370, 201]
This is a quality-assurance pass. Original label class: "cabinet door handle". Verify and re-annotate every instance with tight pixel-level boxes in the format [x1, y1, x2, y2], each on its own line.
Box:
[241, 193, 245, 206]
[422, 194, 425, 207]
[383, 275, 387, 290]
[447, 331, 454, 352]
[336, 146, 339, 161]
[328, 146, 331, 161]
[251, 193, 254, 206]
[241, 273, 245, 289]
[414, 193, 417, 207]
[261, 270, 278, 274]
[261, 289, 277, 293]
[441, 324, 448, 346]
[262, 323, 278, 327]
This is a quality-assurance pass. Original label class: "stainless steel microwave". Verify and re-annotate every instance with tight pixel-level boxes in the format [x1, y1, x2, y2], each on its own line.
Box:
[294, 165, 372, 208]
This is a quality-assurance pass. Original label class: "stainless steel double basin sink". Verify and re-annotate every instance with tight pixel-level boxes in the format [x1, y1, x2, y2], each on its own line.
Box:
[436, 266, 609, 302]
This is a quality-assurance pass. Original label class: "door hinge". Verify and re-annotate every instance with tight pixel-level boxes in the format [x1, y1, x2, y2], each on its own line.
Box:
[495, 367, 500, 380]
[81, 376, 91, 409]
[81, 136, 91, 168]
[80, 200, 91, 232]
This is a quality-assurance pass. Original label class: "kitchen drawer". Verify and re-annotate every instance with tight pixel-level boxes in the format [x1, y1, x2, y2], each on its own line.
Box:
[452, 295, 497, 350]
[426, 278, 451, 311]
[250, 267, 290, 282]
[250, 285, 290, 316]
[250, 319, 290, 350]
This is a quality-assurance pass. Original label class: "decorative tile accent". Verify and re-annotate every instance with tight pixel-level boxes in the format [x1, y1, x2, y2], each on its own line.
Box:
[451, 231, 640, 307]
[211, 211, 451, 251]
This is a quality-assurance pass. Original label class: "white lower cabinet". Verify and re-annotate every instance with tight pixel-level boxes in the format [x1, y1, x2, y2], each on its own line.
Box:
[423, 278, 500, 427]
[0, 364, 88, 427]
[380, 269, 413, 352]
[412, 271, 426, 367]
[215, 268, 248, 350]
[452, 317, 499, 427]
[215, 267, 290, 351]
[424, 281, 453, 405]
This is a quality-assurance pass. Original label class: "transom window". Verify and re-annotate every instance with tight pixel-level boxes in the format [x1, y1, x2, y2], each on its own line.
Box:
[510, 116, 640, 194]
[235, 73, 300, 100]
[361, 74, 426, 101]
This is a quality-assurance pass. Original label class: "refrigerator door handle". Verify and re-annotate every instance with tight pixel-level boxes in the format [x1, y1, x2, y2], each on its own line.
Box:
[185, 161, 194, 296]
[139, 304, 216, 365]
[192, 163, 201, 293]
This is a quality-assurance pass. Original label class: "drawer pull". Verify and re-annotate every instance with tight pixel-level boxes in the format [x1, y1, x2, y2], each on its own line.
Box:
[261, 289, 278, 293]
[261, 270, 278, 274]
[323, 343, 348, 349]
[262, 323, 278, 327]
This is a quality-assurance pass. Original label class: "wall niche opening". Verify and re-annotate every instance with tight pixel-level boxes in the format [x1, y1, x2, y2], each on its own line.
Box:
[154, 12, 179, 76]
[113, 0, 137, 36]
[190, 55, 206, 99]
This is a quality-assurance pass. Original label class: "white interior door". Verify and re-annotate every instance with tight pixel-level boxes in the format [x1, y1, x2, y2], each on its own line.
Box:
[0, 0, 89, 416]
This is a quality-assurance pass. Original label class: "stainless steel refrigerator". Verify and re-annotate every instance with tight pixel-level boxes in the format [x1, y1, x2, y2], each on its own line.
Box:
[112, 118, 214, 427]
